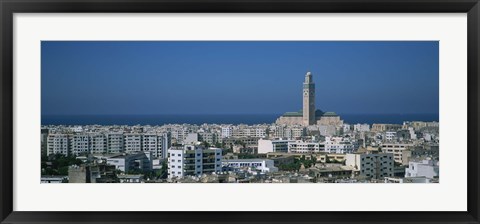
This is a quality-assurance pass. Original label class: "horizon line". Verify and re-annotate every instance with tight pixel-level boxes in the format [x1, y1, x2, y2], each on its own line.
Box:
[42, 113, 440, 116]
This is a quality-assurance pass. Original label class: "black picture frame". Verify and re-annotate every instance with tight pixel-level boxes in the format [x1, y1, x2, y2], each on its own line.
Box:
[1, 0, 479, 223]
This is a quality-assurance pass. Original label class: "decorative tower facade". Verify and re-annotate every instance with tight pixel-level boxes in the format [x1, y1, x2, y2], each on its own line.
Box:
[302, 71, 316, 126]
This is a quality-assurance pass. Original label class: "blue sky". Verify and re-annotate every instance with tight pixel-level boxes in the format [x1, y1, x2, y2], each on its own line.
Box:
[41, 41, 439, 115]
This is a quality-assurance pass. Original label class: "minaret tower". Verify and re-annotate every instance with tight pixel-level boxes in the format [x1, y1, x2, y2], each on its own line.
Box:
[302, 71, 316, 126]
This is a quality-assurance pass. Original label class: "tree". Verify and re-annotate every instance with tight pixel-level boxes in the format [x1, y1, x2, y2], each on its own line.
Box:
[41, 154, 83, 176]
[300, 155, 306, 162]
[237, 153, 258, 159]
[159, 160, 168, 179]
[279, 159, 302, 172]
[202, 141, 211, 148]
[214, 142, 223, 148]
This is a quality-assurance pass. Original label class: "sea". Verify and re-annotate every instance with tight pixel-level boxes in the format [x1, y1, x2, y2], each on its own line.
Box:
[41, 113, 439, 126]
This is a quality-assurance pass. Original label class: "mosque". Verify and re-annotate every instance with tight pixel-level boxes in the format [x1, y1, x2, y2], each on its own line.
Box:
[275, 72, 343, 126]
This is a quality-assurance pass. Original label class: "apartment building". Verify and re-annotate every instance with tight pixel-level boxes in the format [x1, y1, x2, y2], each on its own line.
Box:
[288, 140, 324, 153]
[47, 134, 71, 156]
[167, 144, 222, 178]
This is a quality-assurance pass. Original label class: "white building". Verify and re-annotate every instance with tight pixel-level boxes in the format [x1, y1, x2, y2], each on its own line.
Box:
[317, 125, 337, 137]
[385, 131, 397, 142]
[408, 127, 417, 140]
[288, 140, 324, 153]
[353, 123, 370, 132]
[198, 132, 218, 145]
[345, 153, 394, 179]
[324, 137, 355, 154]
[423, 133, 433, 142]
[159, 132, 171, 159]
[342, 124, 351, 133]
[124, 133, 143, 153]
[142, 134, 163, 158]
[257, 139, 293, 154]
[167, 144, 222, 179]
[255, 128, 267, 138]
[222, 159, 278, 173]
[171, 129, 188, 143]
[107, 132, 124, 154]
[71, 134, 90, 155]
[184, 133, 198, 145]
[47, 134, 71, 156]
[405, 159, 439, 179]
[221, 126, 233, 138]
[90, 133, 107, 154]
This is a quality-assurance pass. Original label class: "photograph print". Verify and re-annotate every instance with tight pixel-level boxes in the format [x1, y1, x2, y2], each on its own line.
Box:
[40, 41, 439, 184]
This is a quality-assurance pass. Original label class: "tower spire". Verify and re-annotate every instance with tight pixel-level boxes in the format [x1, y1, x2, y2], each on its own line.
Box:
[303, 71, 316, 126]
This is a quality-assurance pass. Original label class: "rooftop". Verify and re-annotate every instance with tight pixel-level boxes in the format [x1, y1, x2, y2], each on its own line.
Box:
[322, 111, 338, 117]
[224, 159, 272, 163]
[281, 109, 326, 117]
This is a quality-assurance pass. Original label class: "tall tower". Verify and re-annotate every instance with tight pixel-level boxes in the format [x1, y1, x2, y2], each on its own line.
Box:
[303, 71, 316, 126]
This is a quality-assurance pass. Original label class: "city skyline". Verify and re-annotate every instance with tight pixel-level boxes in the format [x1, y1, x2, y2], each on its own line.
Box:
[42, 41, 439, 116]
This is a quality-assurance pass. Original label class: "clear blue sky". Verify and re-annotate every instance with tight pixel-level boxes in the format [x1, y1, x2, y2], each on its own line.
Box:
[41, 41, 439, 115]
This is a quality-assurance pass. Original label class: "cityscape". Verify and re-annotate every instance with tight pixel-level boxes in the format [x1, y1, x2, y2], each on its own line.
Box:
[41, 41, 439, 184]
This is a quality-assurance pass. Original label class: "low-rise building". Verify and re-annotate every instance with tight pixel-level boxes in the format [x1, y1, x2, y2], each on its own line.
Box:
[385, 131, 397, 142]
[288, 140, 324, 153]
[105, 152, 153, 173]
[309, 166, 355, 179]
[371, 124, 402, 132]
[68, 163, 118, 183]
[222, 159, 278, 173]
[221, 126, 233, 138]
[198, 132, 218, 145]
[324, 136, 355, 154]
[405, 159, 439, 179]
[384, 176, 432, 183]
[118, 174, 144, 183]
[41, 176, 66, 183]
[353, 123, 370, 132]
[258, 139, 293, 154]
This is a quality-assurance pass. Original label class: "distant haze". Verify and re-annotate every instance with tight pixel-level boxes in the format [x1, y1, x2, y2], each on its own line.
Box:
[41, 41, 439, 115]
